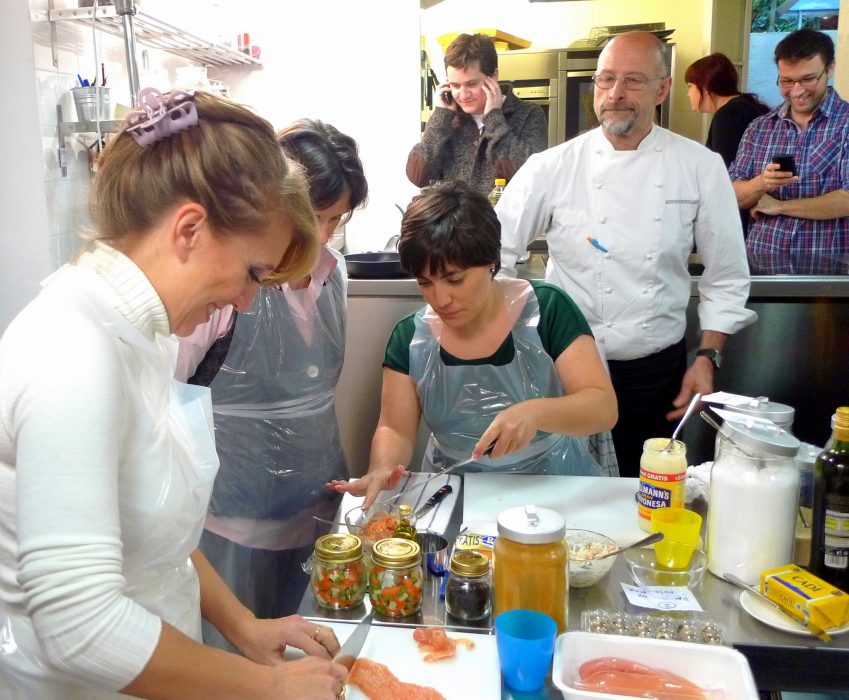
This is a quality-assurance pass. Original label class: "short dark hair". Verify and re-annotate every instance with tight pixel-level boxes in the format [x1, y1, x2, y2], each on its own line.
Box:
[398, 180, 501, 278]
[444, 33, 498, 76]
[277, 119, 368, 214]
[774, 28, 834, 67]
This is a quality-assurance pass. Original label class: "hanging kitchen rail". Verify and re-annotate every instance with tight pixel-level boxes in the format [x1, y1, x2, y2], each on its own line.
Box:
[42, 4, 260, 70]
[39, 0, 260, 176]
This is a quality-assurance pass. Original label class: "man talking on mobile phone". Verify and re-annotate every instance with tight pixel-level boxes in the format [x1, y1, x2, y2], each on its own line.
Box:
[406, 33, 547, 196]
[729, 29, 849, 273]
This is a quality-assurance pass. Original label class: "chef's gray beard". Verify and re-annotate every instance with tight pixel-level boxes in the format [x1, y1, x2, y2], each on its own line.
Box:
[600, 113, 635, 136]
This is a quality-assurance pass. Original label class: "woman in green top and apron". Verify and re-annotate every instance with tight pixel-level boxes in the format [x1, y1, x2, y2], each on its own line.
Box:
[330, 180, 618, 508]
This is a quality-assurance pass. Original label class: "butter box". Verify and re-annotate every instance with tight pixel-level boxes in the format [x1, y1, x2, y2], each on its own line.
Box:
[760, 565, 849, 631]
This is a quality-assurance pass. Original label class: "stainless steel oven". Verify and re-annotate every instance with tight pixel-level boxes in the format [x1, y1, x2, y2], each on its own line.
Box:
[499, 40, 675, 147]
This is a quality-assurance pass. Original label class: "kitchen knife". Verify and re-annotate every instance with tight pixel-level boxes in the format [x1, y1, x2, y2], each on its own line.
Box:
[414, 484, 453, 519]
[334, 610, 374, 671]
[723, 572, 832, 643]
[377, 443, 495, 508]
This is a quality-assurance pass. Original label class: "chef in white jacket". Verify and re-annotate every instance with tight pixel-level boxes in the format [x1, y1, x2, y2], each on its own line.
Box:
[497, 32, 756, 476]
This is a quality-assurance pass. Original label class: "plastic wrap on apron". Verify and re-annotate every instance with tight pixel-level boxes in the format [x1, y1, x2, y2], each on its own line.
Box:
[204, 247, 347, 552]
[409, 278, 603, 476]
[0, 265, 219, 700]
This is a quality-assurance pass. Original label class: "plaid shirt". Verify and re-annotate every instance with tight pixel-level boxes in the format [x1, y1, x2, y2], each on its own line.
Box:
[729, 87, 849, 262]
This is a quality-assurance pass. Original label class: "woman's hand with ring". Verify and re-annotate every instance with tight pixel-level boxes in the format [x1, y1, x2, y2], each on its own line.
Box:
[236, 614, 340, 665]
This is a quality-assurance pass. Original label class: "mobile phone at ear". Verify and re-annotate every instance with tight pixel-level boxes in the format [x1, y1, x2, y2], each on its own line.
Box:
[772, 154, 797, 176]
[443, 91, 453, 105]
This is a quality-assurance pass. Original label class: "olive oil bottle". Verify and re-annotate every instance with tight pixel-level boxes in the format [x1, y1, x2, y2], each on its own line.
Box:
[810, 407, 849, 589]
[392, 504, 418, 541]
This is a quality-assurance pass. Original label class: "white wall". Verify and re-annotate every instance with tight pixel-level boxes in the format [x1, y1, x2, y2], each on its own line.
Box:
[0, 0, 52, 332]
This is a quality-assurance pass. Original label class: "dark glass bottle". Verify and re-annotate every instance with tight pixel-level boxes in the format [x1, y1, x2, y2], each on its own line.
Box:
[809, 407, 849, 589]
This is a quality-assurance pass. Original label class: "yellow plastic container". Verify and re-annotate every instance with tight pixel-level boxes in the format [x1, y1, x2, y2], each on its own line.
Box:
[761, 565, 849, 631]
[650, 507, 702, 570]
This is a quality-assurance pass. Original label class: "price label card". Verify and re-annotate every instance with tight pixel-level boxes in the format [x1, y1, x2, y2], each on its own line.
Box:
[620, 582, 704, 612]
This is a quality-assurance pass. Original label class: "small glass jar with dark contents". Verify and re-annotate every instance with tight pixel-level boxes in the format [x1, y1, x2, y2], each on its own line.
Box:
[445, 550, 492, 621]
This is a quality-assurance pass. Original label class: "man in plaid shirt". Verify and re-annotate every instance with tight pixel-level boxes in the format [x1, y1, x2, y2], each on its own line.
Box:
[729, 29, 849, 273]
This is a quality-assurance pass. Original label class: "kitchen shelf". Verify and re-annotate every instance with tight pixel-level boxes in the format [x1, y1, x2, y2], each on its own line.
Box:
[45, 5, 260, 67]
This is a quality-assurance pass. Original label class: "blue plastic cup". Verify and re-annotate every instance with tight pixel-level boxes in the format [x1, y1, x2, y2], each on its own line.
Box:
[495, 609, 557, 692]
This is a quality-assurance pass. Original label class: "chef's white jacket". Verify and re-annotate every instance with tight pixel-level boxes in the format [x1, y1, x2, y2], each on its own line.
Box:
[498, 125, 756, 362]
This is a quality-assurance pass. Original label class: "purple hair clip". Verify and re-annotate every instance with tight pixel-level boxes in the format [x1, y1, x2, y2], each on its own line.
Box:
[126, 87, 198, 147]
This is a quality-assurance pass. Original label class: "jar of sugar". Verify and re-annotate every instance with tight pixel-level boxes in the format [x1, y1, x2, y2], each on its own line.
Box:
[707, 415, 801, 585]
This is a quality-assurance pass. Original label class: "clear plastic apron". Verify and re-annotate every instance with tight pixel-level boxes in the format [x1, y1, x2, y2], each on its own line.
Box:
[204, 248, 347, 550]
[0, 265, 219, 699]
[409, 278, 602, 476]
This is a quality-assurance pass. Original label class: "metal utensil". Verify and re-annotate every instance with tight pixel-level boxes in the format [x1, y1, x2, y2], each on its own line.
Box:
[699, 410, 760, 458]
[334, 610, 374, 671]
[663, 392, 702, 451]
[414, 484, 453, 518]
[312, 515, 358, 529]
[594, 531, 664, 560]
[723, 572, 832, 643]
[376, 443, 494, 508]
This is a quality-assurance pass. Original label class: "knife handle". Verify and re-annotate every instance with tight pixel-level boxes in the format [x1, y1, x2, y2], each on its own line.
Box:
[426, 484, 453, 507]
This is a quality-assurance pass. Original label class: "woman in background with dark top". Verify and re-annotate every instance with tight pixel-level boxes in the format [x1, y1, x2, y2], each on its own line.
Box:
[685, 53, 770, 236]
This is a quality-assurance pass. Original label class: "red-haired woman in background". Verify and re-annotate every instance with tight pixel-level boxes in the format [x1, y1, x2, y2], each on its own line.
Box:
[685, 53, 770, 236]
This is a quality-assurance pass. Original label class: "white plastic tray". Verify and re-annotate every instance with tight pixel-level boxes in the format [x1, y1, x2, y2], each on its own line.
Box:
[552, 631, 759, 699]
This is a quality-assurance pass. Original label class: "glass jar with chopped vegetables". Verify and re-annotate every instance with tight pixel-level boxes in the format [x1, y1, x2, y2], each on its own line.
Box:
[310, 533, 367, 610]
[368, 537, 423, 617]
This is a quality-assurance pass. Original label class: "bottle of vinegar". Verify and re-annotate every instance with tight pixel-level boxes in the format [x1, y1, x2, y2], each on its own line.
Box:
[810, 407, 849, 589]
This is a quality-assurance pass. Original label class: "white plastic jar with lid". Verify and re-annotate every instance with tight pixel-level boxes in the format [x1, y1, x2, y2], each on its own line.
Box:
[493, 505, 568, 632]
[707, 416, 801, 584]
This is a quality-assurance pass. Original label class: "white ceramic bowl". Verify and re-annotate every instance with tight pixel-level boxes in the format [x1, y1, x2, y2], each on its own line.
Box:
[564, 529, 618, 588]
[624, 547, 708, 590]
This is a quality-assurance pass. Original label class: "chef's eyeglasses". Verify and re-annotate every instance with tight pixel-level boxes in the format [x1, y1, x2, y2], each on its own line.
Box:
[592, 74, 664, 91]
[776, 68, 827, 90]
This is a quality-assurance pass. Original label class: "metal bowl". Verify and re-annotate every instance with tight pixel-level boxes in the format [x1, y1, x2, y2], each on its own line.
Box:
[417, 532, 449, 575]
[565, 529, 618, 588]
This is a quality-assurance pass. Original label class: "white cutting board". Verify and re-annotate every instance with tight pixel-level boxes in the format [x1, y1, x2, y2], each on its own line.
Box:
[463, 474, 644, 546]
[335, 473, 460, 536]
[285, 622, 501, 699]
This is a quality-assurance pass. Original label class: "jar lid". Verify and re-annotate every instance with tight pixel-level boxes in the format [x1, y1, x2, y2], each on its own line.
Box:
[314, 533, 363, 563]
[726, 397, 795, 428]
[372, 537, 421, 568]
[449, 550, 490, 577]
[719, 415, 801, 457]
[497, 505, 565, 544]
[398, 504, 413, 518]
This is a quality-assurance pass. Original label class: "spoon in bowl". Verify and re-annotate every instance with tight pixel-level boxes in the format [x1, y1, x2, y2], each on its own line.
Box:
[593, 531, 664, 560]
[663, 392, 702, 451]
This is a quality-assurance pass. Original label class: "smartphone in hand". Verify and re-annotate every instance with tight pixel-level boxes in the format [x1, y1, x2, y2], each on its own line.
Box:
[442, 90, 454, 106]
[771, 154, 797, 176]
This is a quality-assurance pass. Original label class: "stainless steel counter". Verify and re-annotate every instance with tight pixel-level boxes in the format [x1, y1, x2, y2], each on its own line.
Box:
[299, 475, 849, 697]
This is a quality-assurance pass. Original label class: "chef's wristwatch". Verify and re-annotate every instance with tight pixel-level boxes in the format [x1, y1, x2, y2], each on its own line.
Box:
[696, 348, 722, 370]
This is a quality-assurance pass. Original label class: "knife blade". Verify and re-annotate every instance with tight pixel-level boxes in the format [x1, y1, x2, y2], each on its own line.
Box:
[415, 484, 453, 519]
[723, 572, 832, 643]
[377, 443, 495, 508]
[334, 610, 374, 671]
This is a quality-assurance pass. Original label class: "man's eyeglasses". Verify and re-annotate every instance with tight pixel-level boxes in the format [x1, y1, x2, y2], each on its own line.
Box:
[776, 68, 827, 90]
[591, 74, 664, 91]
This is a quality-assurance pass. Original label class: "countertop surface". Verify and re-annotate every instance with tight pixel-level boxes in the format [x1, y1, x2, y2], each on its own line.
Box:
[347, 253, 849, 298]
[298, 474, 849, 697]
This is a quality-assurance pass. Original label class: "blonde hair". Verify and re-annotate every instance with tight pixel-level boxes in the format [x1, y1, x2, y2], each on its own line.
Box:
[90, 90, 317, 283]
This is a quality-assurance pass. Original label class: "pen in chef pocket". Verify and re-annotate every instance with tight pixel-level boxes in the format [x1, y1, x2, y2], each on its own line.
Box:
[586, 236, 608, 253]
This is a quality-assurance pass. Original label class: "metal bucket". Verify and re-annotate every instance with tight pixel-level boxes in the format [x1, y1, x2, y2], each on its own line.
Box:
[72, 86, 110, 122]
